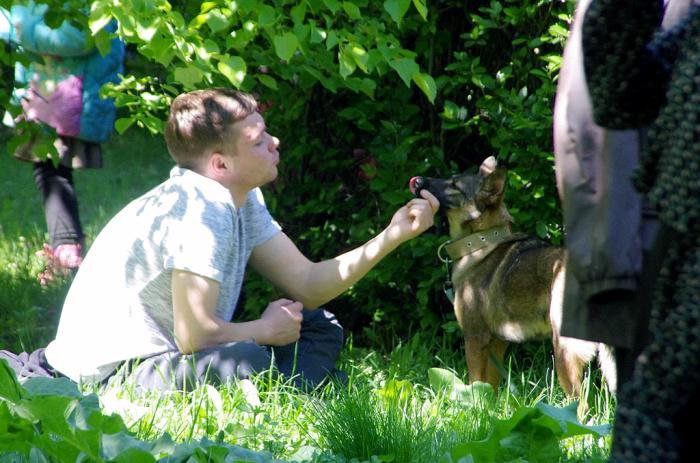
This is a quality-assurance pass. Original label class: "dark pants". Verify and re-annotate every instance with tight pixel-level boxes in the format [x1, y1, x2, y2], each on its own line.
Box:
[123, 309, 345, 391]
[33, 160, 83, 247]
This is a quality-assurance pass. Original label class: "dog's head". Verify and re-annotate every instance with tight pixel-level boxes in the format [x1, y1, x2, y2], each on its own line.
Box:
[409, 156, 512, 237]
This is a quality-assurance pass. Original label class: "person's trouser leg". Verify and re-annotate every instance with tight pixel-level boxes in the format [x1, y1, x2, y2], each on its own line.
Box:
[0, 348, 58, 380]
[272, 309, 345, 389]
[124, 310, 343, 391]
[127, 340, 273, 391]
[33, 160, 83, 247]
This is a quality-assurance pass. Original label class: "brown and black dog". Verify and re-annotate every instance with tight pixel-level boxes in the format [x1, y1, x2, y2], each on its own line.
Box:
[410, 156, 616, 405]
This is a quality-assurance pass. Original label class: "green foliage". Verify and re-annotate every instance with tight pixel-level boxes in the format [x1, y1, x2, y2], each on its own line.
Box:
[312, 379, 442, 462]
[430, 367, 610, 463]
[1, 0, 575, 344]
[428, 367, 497, 407]
[0, 325, 614, 461]
[442, 402, 610, 463]
[0, 359, 278, 462]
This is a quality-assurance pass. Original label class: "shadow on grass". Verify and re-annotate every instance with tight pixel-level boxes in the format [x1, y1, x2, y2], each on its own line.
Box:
[0, 267, 69, 352]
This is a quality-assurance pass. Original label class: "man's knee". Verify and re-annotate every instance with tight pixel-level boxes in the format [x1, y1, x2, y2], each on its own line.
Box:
[214, 340, 273, 378]
[302, 309, 344, 348]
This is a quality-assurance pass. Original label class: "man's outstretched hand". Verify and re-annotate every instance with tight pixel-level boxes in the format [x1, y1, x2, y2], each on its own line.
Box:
[387, 189, 440, 243]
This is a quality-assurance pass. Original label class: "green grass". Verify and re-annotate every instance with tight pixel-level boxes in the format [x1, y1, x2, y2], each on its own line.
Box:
[0, 128, 615, 462]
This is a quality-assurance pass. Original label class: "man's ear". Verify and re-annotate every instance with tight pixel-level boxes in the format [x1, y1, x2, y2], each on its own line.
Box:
[209, 152, 230, 176]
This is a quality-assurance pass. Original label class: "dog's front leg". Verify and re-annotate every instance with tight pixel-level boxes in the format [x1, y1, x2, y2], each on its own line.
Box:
[464, 335, 508, 392]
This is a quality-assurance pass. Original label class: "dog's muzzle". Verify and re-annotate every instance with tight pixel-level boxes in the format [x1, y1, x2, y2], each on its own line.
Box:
[409, 176, 425, 198]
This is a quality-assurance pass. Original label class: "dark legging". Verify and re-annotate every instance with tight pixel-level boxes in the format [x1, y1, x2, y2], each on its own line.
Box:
[33, 160, 83, 248]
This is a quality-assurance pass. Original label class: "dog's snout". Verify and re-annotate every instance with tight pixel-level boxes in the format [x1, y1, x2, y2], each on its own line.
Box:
[409, 176, 424, 197]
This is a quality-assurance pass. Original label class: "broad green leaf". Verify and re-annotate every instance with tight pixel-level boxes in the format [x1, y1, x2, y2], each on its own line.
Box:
[88, 8, 113, 35]
[325, 30, 339, 50]
[293, 23, 311, 48]
[135, 15, 159, 41]
[93, 29, 112, 57]
[115, 118, 135, 134]
[0, 403, 33, 454]
[389, 58, 419, 87]
[443, 100, 468, 121]
[534, 402, 611, 439]
[302, 65, 338, 92]
[0, 359, 23, 403]
[197, 39, 221, 60]
[273, 32, 299, 61]
[536, 221, 547, 238]
[111, 8, 135, 38]
[412, 0, 428, 20]
[217, 56, 247, 88]
[383, 0, 411, 25]
[102, 432, 154, 461]
[205, 9, 229, 33]
[110, 447, 156, 463]
[377, 41, 398, 61]
[322, 0, 341, 14]
[548, 23, 569, 38]
[338, 47, 356, 78]
[173, 66, 204, 87]
[448, 439, 498, 463]
[291, 3, 307, 24]
[428, 367, 464, 392]
[367, 49, 384, 72]
[310, 26, 326, 44]
[256, 74, 278, 90]
[200, 2, 217, 14]
[140, 114, 165, 134]
[192, 13, 209, 28]
[342, 2, 362, 20]
[23, 377, 81, 398]
[258, 5, 276, 27]
[145, 35, 175, 66]
[428, 368, 495, 406]
[343, 76, 375, 97]
[412, 72, 436, 103]
[348, 43, 369, 73]
[238, 0, 259, 9]
[456, 381, 496, 406]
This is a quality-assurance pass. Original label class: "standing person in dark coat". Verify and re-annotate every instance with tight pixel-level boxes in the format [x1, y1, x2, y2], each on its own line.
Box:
[578, 0, 700, 460]
[554, 0, 659, 393]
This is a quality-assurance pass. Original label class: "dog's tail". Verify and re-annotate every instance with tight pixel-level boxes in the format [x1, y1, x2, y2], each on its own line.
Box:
[597, 344, 618, 395]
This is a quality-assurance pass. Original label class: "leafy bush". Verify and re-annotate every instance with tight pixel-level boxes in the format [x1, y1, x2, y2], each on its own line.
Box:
[2, 0, 574, 346]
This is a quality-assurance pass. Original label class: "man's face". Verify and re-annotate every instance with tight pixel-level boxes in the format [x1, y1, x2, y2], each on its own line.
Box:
[227, 111, 280, 189]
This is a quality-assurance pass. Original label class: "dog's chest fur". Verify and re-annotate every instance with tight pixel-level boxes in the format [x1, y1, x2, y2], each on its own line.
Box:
[451, 238, 564, 343]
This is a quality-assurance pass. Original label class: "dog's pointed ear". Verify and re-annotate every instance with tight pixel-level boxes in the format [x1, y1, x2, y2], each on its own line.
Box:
[478, 166, 507, 206]
[479, 156, 498, 177]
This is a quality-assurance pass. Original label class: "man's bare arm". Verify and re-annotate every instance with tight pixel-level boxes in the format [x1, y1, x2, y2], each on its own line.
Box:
[249, 190, 439, 309]
[171, 269, 303, 353]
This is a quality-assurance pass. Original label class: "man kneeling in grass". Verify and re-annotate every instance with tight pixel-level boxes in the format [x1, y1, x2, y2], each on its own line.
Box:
[34, 89, 439, 390]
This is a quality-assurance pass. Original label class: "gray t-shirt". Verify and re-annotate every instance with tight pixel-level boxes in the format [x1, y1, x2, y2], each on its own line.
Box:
[45, 167, 281, 382]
